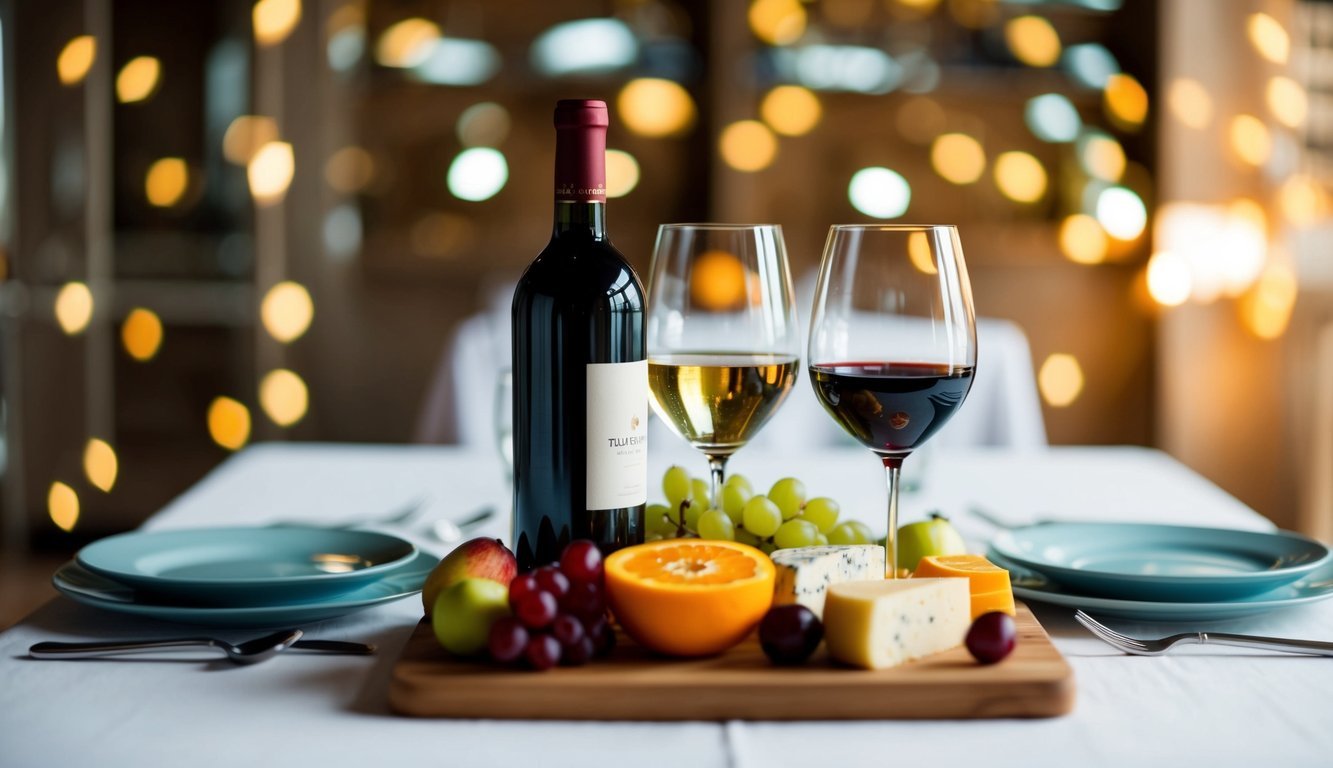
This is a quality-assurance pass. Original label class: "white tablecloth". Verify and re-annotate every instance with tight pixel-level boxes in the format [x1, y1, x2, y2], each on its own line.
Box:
[3, 443, 1330, 768]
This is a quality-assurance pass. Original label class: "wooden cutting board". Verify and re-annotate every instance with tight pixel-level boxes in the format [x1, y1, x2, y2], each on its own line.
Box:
[388, 602, 1074, 720]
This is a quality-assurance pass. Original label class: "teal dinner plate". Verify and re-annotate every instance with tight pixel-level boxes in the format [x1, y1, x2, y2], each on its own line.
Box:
[990, 553, 1333, 622]
[52, 550, 437, 628]
[989, 523, 1330, 602]
[76, 527, 418, 606]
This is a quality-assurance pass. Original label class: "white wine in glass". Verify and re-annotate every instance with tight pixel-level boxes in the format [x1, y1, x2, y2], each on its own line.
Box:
[647, 225, 800, 504]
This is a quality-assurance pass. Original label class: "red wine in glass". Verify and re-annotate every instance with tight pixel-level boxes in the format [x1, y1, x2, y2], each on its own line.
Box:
[809, 362, 974, 456]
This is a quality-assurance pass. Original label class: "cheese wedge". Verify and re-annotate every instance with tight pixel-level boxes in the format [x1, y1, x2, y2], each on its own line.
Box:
[771, 544, 886, 618]
[913, 554, 1016, 619]
[822, 578, 971, 670]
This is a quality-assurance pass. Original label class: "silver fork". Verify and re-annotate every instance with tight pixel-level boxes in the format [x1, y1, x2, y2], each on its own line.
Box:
[1073, 610, 1333, 657]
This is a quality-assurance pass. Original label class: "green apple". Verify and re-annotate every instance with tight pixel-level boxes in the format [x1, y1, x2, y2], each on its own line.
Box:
[896, 512, 967, 573]
[432, 577, 511, 657]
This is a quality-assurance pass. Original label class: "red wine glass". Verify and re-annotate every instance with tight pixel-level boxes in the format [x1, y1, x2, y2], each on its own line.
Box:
[807, 225, 977, 577]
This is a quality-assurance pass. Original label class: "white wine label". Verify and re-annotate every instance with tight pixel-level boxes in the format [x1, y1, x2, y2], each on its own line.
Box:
[586, 360, 648, 510]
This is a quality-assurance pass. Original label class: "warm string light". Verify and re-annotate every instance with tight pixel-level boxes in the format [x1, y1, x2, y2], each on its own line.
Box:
[116, 56, 161, 103]
[617, 79, 695, 138]
[57, 36, 96, 85]
[1038, 354, 1084, 408]
[719, 121, 778, 172]
[260, 281, 314, 343]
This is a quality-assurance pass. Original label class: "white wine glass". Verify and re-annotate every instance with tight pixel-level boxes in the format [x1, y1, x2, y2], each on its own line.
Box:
[807, 225, 977, 578]
[646, 224, 800, 506]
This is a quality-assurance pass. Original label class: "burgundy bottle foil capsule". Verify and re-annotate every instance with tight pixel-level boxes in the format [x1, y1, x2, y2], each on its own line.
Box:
[554, 99, 608, 203]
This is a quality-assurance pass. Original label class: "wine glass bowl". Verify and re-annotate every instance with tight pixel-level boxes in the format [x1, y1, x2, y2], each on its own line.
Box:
[807, 225, 977, 577]
[646, 224, 800, 502]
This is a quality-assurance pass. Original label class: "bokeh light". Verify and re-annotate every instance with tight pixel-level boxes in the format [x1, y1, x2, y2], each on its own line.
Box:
[1278, 175, 1329, 227]
[617, 79, 696, 138]
[83, 438, 118, 493]
[907, 231, 937, 275]
[1166, 78, 1212, 130]
[930, 133, 986, 185]
[1104, 74, 1148, 131]
[1038, 354, 1084, 408]
[1063, 43, 1118, 89]
[1229, 114, 1271, 167]
[1247, 13, 1289, 65]
[253, 0, 301, 47]
[208, 397, 252, 451]
[1059, 214, 1109, 265]
[324, 145, 375, 193]
[1077, 131, 1126, 182]
[375, 17, 440, 68]
[719, 120, 778, 172]
[48, 482, 79, 532]
[993, 151, 1047, 203]
[456, 102, 511, 147]
[1146, 251, 1191, 307]
[116, 56, 161, 103]
[260, 281, 314, 343]
[530, 18, 636, 76]
[447, 147, 508, 201]
[848, 167, 911, 219]
[1005, 16, 1061, 68]
[760, 85, 822, 136]
[1025, 93, 1081, 142]
[260, 369, 309, 427]
[325, 4, 365, 72]
[895, 97, 947, 145]
[121, 308, 164, 361]
[749, 0, 807, 46]
[248, 141, 295, 204]
[1095, 186, 1147, 240]
[690, 250, 748, 311]
[55, 282, 94, 335]
[1266, 77, 1307, 129]
[1241, 262, 1298, 340]
[410, 38, 501, 86]
[144, 158, 188, 208]
[57, 36, 96, 86]
[605, 150, 640, 198]
[223, 115, 280, 165]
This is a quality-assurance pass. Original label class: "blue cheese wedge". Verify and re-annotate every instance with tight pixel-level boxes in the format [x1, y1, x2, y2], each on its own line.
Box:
[822, 578, 971, 670]
[771, 544, 886, 618]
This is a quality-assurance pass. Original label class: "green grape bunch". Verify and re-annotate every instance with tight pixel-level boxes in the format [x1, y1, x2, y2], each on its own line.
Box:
[646, 466, 877, 555]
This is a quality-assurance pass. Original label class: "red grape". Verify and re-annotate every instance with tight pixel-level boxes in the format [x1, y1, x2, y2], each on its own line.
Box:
[758, 604, 823, 665]
[514, 590, 558, 629]
[524, 634, 561, 670]
[561, 636, 595, 667]
[560, 540, 604, 584]
[507, 573, 539, 612]
[551, 614, 585, 647]
[966, 611, 1017, 664]
[534, 566, 571, 599]
[487, 617, 529, 664]
[561, 581, 606, 623]
[587, 617, 616, 657]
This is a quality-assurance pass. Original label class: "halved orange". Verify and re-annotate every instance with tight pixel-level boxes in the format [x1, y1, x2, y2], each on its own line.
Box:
[604, 539, 775, 657]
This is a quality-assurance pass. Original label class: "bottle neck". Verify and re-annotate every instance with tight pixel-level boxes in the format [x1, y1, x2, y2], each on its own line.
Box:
[553, 201, 607, 240]
[551, 116, 607, 241]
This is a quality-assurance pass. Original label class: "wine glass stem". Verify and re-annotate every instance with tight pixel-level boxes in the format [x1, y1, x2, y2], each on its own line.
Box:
[883, 457, 903, 579]
[707, 455, 728, 510]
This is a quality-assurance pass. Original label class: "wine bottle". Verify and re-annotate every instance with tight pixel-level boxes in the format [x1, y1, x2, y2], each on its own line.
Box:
[511, 99, 647, 571]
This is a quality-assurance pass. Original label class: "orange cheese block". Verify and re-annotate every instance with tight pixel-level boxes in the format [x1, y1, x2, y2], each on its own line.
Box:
[913, 555, 1015, 619]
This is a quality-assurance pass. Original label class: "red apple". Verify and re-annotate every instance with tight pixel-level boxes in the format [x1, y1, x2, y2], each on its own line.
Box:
[422, 537, 517, 616]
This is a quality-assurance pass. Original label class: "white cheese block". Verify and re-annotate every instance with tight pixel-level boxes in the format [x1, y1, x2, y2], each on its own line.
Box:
[822, 578, 971, 670]
[771, 544, 886, 618]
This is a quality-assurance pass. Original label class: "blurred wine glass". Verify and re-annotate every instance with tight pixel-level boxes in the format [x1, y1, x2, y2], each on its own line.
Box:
[807, 225, 977, 577]
[646, 224, 800, 505]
